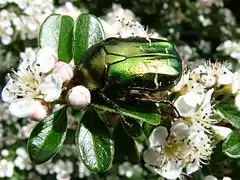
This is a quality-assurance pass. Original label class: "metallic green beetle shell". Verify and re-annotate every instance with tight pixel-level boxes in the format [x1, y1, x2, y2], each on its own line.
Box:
[74, 37, 183, 93]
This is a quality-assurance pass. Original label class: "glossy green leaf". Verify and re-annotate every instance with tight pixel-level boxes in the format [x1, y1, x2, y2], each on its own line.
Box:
[73, 13, 104, 64]
[121, 117, 143, 137]
[92, 102, 161, 125]
[216, 99, 240, 128]
[143, 122, 155, 137]
[76, 109, 114, 173]
[113, 124, 140, 164]
[39, 14, 74, 62]
[222, 131, 240, 158]
[27, 107, 67, 164]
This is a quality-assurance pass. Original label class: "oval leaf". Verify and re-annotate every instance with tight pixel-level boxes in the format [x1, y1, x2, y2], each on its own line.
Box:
[222, 131, 240, 158]
[39, 14, 74, 62]
[76, 109, 114, 173]
[113, 124, 140, 164]
[73, 13, 104, 64]
[216, 99, 240, 128]
[27, 107, 67, 164]
[92, 101, 161, 125]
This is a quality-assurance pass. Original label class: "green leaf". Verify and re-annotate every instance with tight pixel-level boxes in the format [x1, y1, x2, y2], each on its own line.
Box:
[92, 102, 161, 125]
[73, 13, 104, 64]
[215, 99, 240, 128]
[143, 122, 155, 137]
[39, 14, 74, 63]
[113, 124, 140, 164]
[121, 117, 143, 137]
[222, 131, 240, 158]
[27, 107, 67, 164]
[76, 109, 114, 173]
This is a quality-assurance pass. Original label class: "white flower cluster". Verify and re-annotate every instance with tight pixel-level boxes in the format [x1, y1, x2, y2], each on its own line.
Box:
[35, 157, 90, 179]
[143, 61, 235, 179]
[217, 40, 240, 63]
[55, 2, 87, 20]
[0, 0, 54, 45]
[0, 10, 15, 45]
[118, 161, 142, 178]
[0, 159, 14, 178]
[1, 46, 74, 120]
[196, 0, 224, 14]
[100, 4, 161, 39]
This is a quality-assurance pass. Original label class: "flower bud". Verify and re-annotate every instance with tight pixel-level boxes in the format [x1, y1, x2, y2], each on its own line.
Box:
[30, 101, 49, 121]
[67, 85, 91, 109]
[53, 61, 73, 83]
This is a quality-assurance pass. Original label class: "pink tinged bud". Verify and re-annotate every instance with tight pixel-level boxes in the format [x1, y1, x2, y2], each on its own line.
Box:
[30, 101, 49, 121]
[53, 61, 73, 83]
[67, 85, 91, 109]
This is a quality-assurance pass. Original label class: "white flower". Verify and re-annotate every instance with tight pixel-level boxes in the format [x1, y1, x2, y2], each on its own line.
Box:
[67, 85, 91, 109]
[177, 45, 193, 61]
[17, 121, 37, 139]
[35, 161, 53, 175]
[1, 46, 63, 118]
[0, 159, 14, 178]
[54, 160, 73, 180]
[143, 120, 213, 179]
[198, 15, 211, 27]
[217, 40, 240, 62]
[235, 94, 240, 110]
[190, 62, 233, 87]
[175, 88, 216, 131]
[1, 149, 9, 157]
[14, 147, 32, 170]
[78, 160, 90, 178]
[118, 161, 142, 178]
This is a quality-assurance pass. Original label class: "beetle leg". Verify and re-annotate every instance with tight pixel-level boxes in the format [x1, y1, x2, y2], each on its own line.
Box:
[139, 97, 181, 118]
[100, 88, 133, 127]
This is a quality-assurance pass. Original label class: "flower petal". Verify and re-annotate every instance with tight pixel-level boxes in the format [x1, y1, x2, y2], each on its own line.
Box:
[53, 61, 73, 83]
[154, 160, 182, 179]
[1, 80, 17, 103]
[201, 88, 214, 107]
[30, 101, 49, 121]
[143, 148, 164, 166]
[212, 125, 232, 140]
[9, 98, 35, 118]
[170, 119, 189, 140]
[38, 75, 62, 102]
[36, 46, 56, 73]
[218, 68, 233, 85]
[174, 93, 197, 117]
[149, 126, 168, 148]
[186, 160, 199, 175]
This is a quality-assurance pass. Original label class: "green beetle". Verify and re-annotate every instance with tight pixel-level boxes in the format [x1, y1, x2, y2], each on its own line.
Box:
[73, 37, 183, 102]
